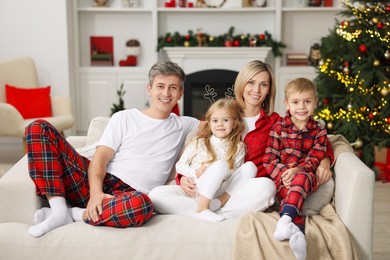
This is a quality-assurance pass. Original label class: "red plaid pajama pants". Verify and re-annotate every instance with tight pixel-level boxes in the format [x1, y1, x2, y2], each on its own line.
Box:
[25, 119, 153, 227]
[275, 171, 317, 232]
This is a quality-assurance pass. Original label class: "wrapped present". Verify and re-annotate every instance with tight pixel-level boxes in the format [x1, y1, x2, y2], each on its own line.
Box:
[375, 146, 390, 183]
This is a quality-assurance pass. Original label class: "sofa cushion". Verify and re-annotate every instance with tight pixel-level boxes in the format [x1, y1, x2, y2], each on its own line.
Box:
[303, 177, 334, 215]
[5, 84, 52, 119]
[0, 215, 239, 260]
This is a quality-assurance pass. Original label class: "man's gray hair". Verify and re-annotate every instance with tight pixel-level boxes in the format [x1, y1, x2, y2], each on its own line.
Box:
[148, 60, 186, 88]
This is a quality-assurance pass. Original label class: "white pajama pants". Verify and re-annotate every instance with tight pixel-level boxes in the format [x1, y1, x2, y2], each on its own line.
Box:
[149, 161, 276, 219]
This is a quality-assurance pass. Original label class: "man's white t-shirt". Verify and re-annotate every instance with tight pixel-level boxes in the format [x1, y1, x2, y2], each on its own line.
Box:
[97, 109, 199, 194]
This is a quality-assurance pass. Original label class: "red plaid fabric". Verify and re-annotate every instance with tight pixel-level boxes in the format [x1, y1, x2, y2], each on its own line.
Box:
[244, 110, 282, 178]
[263, 113, 332, 231]
[25, 119, 153, 227]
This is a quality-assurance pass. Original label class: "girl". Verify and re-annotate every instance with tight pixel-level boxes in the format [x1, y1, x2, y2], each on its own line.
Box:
[150, 98, 258, 222]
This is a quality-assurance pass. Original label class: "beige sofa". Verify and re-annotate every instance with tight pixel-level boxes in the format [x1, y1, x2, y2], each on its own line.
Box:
[0, 117, 375, 260]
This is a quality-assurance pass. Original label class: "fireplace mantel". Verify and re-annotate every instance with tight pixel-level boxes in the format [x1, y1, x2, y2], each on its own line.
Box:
[164, 47, 272, 74]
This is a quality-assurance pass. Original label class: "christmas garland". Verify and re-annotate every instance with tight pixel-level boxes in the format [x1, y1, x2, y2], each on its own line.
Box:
[157, 27, 286, 57]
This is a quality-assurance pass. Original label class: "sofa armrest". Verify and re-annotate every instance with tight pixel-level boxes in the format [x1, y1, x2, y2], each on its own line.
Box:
[334, 152, 375, 260]
[0, 155, 45, 225]
[0, 102, 25, 136]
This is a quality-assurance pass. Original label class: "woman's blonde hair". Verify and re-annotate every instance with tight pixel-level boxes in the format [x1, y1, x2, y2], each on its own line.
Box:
[234, 60, 276, 115]
[195, 98, 245, 169]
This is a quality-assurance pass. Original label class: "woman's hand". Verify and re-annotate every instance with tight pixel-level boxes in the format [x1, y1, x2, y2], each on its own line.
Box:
[180, 176, 199, 198]
[85, 192, 114, 222]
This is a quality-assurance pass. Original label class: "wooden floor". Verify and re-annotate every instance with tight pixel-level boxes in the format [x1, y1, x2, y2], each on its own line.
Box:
[373, 181, 390, 260]
[0, 138, 389, 259]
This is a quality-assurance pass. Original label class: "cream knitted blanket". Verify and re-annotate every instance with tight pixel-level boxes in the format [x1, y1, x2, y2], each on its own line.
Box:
[232, 204, 359, 259]
[232, 135, 358, 259]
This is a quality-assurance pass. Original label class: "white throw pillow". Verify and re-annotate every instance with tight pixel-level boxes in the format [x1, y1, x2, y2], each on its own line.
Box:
[76, 117, 109, 159]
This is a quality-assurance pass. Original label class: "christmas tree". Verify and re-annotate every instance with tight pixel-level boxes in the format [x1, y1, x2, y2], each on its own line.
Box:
[314, 0, 390, 169]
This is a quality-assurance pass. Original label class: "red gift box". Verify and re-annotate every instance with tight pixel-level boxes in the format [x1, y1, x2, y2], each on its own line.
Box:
[375, 146, 390, 183]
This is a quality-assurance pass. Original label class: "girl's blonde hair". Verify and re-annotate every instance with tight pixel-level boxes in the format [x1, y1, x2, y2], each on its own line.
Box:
[234, 60, 276, 115]
[195, 98, 245, 169]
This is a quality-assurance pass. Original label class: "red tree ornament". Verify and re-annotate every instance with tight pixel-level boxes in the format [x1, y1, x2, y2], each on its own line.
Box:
[167, 37, 172, 43]
[322, 97, 329, 105]
[377, 22, 384, 29]
[258, 34, 265, 40]
[233, 39, 240, 47]
[359, 44, 367, 53]
[368, 113, 374, 119]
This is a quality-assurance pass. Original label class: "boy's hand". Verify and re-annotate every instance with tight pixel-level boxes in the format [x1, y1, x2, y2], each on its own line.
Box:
[281, 167, 300, 188]
[316, 164, 332, 185]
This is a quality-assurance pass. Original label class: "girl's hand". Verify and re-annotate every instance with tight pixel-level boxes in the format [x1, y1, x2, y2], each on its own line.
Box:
[180, 176, 198, 198]
[85, 193, 114, 222]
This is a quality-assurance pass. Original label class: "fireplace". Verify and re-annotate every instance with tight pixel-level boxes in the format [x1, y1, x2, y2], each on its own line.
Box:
[164, 47, 272, 117]
[184, 69, 238, 119]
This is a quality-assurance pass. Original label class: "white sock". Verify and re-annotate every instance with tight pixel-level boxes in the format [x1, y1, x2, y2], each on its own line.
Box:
[196, 209, 225, 222]
[28, 197, 73, 237]
[32, 207, 85, 223]
[69, 207, 85, 222]
[290, 231, 307, 260]
[274, 215, 300, 241]
[33, 207, 51, 224]
[209, 199, 222, 211]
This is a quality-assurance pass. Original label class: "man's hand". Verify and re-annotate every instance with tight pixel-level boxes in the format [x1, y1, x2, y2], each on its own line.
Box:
[85, 192, 114, 222]
[180, 176, 199, 198]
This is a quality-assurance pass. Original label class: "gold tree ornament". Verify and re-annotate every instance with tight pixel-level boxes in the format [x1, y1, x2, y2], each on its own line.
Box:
[354, 138, 363, 148]
[327, 122, 333, 129]
[380, 87, 389, 96]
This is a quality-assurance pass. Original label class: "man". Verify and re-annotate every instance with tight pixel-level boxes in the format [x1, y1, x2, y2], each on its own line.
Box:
[26, 61, 199, 237]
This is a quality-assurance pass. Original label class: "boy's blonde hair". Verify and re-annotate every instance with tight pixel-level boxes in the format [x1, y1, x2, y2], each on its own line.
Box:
[195, 98, 245, 170]
[285, 77, 318, 100]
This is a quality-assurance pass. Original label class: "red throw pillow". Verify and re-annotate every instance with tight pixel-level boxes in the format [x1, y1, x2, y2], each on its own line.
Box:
[5, 84, 53, 119]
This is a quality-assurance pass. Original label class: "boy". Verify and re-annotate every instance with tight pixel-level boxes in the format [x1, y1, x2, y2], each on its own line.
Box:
[263, 77, 333, 260]
[26, 61, 199, 237]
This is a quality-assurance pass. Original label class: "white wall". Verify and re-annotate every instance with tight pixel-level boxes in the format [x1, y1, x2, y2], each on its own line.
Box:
[0, 0, 72, 97]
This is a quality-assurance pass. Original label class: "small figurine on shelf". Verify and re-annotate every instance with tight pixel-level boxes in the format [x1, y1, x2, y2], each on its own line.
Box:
[196, 0, 206, 7]
[119, 39, 140, 66]
[196, 28, 207, 47]
[249, 36, 257, 47]
[308, 0, 321, 6]
[94, 0, 110, 7]
[309, 42, 321, 67]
